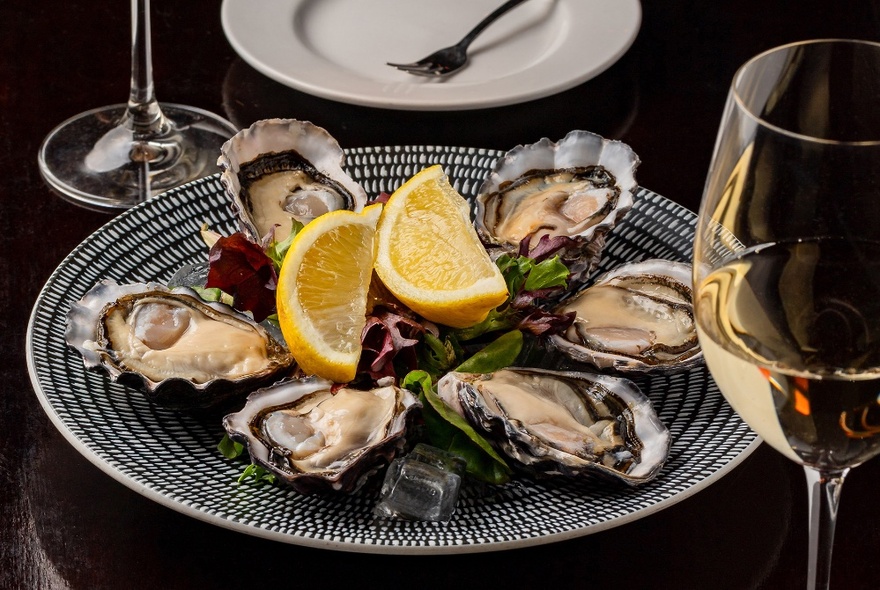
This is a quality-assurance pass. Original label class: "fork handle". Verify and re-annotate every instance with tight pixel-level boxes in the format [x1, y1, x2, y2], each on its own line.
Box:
[457, 0, 532, 51]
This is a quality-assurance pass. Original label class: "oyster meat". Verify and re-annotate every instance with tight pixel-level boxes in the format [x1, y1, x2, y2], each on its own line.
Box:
[550, 259, 702, 373]
[475, 130, 639, 286]
[65, 280, 294, 409]
[223, 377, 421, 494]
[218, 118, 368, 242]
[437, 367, 670, 484]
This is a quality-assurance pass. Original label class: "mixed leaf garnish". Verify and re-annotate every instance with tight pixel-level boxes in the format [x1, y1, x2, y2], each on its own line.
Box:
[218, 434, 277, 486]
[204, 221, 576, 486]
[402, 370, 512, 485]
[205, 233, 278, 323]
[200, 222, 302, 323]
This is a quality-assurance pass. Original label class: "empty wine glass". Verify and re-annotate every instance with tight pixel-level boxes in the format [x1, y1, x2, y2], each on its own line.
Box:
[694, 39, 880, 589]
[38, 0, 237, 211]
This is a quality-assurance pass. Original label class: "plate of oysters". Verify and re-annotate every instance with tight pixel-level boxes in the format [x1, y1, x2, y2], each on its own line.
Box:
[27, 119, 758, 553]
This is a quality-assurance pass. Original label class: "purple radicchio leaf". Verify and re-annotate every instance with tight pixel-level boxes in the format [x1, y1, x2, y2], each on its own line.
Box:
[516, 309, 576, 336]
[519, 233, 578, 262]
[205, 232, 277, 323]
[358, 305, 427, 380]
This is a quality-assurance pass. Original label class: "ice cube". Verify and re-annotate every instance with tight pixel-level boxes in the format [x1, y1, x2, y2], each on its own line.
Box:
[407, 443, 467, 475]
[373, 444, 466, 523]
[168, 262, 209, 288]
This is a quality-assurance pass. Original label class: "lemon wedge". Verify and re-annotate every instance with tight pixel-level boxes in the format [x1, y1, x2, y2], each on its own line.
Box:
[276, 204, 382, 382]
[375, 165, 507, 328]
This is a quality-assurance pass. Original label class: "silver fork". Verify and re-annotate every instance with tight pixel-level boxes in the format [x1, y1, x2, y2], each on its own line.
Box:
[387, 0, 532, 77]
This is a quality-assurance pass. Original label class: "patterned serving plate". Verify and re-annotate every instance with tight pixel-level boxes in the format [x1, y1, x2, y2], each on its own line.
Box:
[26, 145, 758, 554]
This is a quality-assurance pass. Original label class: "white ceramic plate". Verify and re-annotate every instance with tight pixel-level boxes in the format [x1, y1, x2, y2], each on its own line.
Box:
[220, 0, 642, 110]
[27, 146, 758, 554]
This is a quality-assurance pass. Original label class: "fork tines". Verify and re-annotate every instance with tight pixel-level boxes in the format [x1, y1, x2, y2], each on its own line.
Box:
[387, 62, 447, 76]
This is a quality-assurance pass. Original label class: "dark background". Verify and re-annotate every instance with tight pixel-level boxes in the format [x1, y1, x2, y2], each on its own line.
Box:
[4, 1, 880, 588]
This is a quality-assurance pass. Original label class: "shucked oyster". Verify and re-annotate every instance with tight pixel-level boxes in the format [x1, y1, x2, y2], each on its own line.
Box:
[65, 280, 294, 409]
[218, 118, 368, 243]
[437, 367, 670, 484]
[475, 130, 639, 287]
[550, 259, 702, 374]
[223, 377, 421, 494]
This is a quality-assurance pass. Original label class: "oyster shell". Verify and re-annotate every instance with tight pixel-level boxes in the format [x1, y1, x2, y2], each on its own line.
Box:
[437, 367, 669, 484]
[475, 130, 639, 286]
[549, 259, 702, 373]
[65, 279, 295, 409]
[218, 118, 368, 242]
[223, 377, 421, 494]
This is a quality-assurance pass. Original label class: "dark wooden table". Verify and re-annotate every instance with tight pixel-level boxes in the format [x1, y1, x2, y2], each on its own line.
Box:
[5, 1, 880, 588]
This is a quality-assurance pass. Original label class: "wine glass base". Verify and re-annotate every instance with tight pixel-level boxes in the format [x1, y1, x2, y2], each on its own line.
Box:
[38, 103, 238, 212]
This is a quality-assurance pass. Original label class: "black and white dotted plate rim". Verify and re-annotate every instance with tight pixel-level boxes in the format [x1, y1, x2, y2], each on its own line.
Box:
[27, 145, 759, 554]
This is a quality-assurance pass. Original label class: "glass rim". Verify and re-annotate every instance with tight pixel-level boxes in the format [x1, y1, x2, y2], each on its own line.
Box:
[732, 38, 880, 146]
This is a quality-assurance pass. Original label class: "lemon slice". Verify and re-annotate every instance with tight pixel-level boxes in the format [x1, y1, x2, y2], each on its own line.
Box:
[276, 204, 382, 382]
[375, 165, 507, 328]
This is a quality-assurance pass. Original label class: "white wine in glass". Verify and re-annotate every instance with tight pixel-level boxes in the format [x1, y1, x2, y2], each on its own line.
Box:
[694, 39, 880, 589]
[38, 0, 237, 211]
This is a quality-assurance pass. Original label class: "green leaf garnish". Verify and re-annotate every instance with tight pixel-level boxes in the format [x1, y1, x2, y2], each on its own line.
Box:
[217, 434, 244, 459]
[454, 329, 523, 374]
[237, 464, 277, 486]
[218, 435, 276, 486]
[191, 286, 235, 307]
[402, 370, 511, 484]
[495, 253, 532, 299]
[417, 332, 459, 380]
[265, 220, 304, 272]
[524, 256, 569, 291]
[451, 308, 514, 341]
[448, 254, 570, 342]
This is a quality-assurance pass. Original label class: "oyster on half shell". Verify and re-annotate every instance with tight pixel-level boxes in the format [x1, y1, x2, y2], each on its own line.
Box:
[549, 259, 703, 374]
[475, 130, 639, 287]
[65, 280, 294, 409]
[223, 377, 421, 494]
[437, 367, 670, 484]
[218, 118, 367, 243]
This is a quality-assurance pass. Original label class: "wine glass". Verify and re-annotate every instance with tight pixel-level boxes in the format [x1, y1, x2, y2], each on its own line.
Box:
[37, 0, 237, 211]
[694, 39, 880, 589]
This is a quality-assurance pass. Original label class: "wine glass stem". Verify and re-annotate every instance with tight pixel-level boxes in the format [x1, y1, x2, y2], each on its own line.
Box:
[804, 466, 849, 590]
[127, 0, 165, 135]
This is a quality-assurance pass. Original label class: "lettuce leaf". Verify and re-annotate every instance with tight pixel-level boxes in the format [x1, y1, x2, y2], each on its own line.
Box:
[402, 370, 511, 485]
